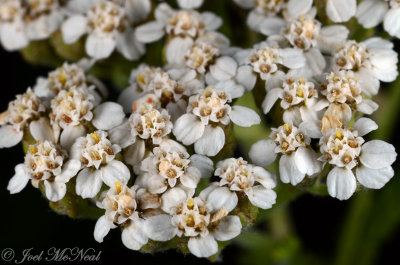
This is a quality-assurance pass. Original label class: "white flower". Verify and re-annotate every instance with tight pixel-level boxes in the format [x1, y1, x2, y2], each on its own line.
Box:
[117, 64, 203, 116]
[61, 0, 146, 60]
[33, 61, 104, 100]
[249, 123, 322, 185]
[173, 85, 260, 156]
[0, 0, 64, 51]
[135, 3, 222, 44]
[94, 182, 158, 251]
[356, 0, 400, 38]
[320, 71, 379, 121]
[325, 0, 357, 23]
[144, 187, 242, 258]
[235, 41, 306, 91]
[331, 39, 398, 96]
[215, 158, 277, 209]
[7, 140, 80, 201]
[109, 103, 173, 149]
[70, 131, 130, 198]
[319, 118, 397, 200]
[0, 88, 46, 148]
[136, 139, 213, 193]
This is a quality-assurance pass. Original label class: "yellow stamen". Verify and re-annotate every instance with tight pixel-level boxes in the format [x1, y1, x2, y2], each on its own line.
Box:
[187, 198, 194, 210]
[90, 132, 100, 143]
[115, 181, 122, 194]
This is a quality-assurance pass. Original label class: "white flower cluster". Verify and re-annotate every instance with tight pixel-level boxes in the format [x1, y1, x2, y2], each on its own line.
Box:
[1, 0, 399, 260]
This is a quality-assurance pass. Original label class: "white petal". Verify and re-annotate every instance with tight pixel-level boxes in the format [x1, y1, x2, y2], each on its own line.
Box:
[356, 99, 379, 115]
[60, 125, 86, 150]
[327, 167, 357, 200]
[213, 216, 242, 241]
[353, 117, 378, 137]
[135, 21, 165, 43]
[122, 221, 148, 250]
[181, 167, 201, 188]
[58, 160, 81, 182]
[0, 125, 23, 148]
[281, 48, 306, 69]
[229, 106, 260, 127]
[356, 0, 387, 28]
[318, 26, 349, 51]
[117, 85, 143, 113]
[249, 139, 277, 167]
[7, 164, 30, 194]
[369, 48, 398, 82]
[29, 118, 55, 142]
[299, 121, 323, 138]
[201, 12, 222, 31]
[259, 17, 286, 36]
[75, 168, 103, 198]
[358, 68, 380, 96]
[92, 102, 125, 130]
[101, 160, 131, 187]
[246, 186, 277, 209]
[294, 147, 322, 176]
[279, 154, 305, 185]
[214, 80, 245, 99]
[253, 166, 276, 189]
[94, 215, 113, 243]
[304, 48, 326, 75]
[360, 140, 397, 169]
[236, 65, 257, 91]
[124, 140, 146, 174]
[116, 29, 145, 61]
[326, 0, 356, 23]
[166, 37, 193, 66]
[125, 0, 152, 23]
[0, 20, 29, 51]
[262, 88, 283, 114]
[173, 114, 205, 145]
[190, 154, 214, 178]
[61, 15, 87, 44]
[161, 187, 188, 214]
[85, 34, 116, 59]
[384, 7, 400, 38]
[246, 10, 265, 32]
[356, 166, 394, 189]
[109, 121, 135, 148]
[188, 235, 218, 258]
[210, 56, 237, 81]
[194, 125, 225, 156]
[287, 0, 313, 18]
[144, 214, 176, 241]
[44, 180, 66, 202]
[233, 0, 254, 9]
[177, 0, 203, 9]
[205, 186, 238, 212]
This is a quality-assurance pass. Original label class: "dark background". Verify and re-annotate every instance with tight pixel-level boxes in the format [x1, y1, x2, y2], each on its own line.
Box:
[0, 46, 399, 265]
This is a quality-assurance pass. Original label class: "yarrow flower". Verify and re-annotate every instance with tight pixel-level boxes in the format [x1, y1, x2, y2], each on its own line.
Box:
[250, 123, 322, 185]
[7, 140, 80, 201]
[319, 118, 396, 200]
[0, 88, 45, 148]
[70, 130, 130, 198]
[136, 139, 213, 194]
[0, 0, 65, 50]
[94, 182, 161, 250]
[173, 85, 260, 156]
[214, 157, 277, 209]
[61, 0, 149, 60]
[144, 187, 242, 258]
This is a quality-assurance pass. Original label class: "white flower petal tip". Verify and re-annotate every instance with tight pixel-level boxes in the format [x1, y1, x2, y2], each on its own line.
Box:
[249, 140, 277, 167]
[194, 125, 225, 156]
[360, 140, 397, 170]
[188, 235, 218, 258]
[327, 167, 357, 200]
[229, 106, 261, 127]
[92, 102, 125, 130]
